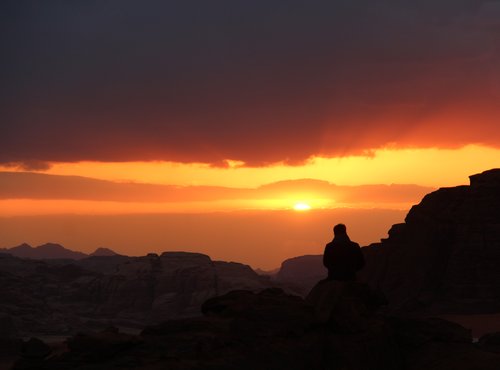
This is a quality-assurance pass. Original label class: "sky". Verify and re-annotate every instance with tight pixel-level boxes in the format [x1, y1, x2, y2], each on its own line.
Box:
[1, 1, 500, 268]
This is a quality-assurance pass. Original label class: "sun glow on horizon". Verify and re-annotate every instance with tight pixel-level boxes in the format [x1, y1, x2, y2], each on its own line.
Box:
[0, 145, 499, 216]
[293, 202, 312, 211]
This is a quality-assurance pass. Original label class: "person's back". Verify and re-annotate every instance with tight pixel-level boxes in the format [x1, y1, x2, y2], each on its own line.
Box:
[323, 224, 365, 281]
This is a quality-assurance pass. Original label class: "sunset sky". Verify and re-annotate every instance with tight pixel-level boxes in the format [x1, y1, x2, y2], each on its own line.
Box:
[1, 1, 500, 268]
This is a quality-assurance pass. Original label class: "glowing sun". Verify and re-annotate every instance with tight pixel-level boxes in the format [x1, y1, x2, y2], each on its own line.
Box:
[293, 202, 311, 211]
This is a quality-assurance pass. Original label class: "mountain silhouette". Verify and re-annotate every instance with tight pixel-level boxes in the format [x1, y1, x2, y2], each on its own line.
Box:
[0, 244, 121, 260]
[0, 243, 88, 260]
[89, 247, 119, 257]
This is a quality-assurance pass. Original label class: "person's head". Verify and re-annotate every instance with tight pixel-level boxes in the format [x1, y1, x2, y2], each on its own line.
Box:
[333, 223, 347, 236]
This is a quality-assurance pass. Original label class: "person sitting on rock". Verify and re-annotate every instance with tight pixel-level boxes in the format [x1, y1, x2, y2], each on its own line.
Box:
[323, 224, 365, 281]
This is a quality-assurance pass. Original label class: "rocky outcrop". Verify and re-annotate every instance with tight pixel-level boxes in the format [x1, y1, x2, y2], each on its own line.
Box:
[360, 169, 500, 314]
[0, 313, 21, 363]
[275, 255, 326, 295]
[75, 254, 129, 274]
[14, 286, 500, 370]
[87, 253, 273, 324]
[478, 332, 500, 354]
[0, 251, 271, 337]
[213, 260, 270, 293]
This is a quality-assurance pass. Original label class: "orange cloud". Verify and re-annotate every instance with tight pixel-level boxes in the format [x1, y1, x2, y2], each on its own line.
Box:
[0, 171, 432, 216]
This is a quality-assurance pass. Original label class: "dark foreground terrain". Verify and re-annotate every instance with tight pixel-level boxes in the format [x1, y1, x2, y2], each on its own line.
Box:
[6, 282, 500, 370]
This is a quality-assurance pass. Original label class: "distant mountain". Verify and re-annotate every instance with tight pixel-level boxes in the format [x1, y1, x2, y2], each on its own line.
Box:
[1, 243, 88, 260]
[254, 267, 280, 276]
[89, 247, 119, 257]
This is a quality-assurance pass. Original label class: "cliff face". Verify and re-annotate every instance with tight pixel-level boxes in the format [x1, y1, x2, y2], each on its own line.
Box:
[360, 169, 500, 313]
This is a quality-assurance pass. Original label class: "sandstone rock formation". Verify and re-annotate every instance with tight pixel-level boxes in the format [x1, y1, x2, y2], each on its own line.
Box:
[0, 251, 271, 337]
[75, 254, 129, 274]
[360, 169, 500, 314]
[478, 332, 500, 354]
[275, 254, 325, 295]
[213, 260, 271, 292]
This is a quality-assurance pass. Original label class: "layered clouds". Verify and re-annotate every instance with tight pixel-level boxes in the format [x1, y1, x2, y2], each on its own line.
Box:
[2, 1, 500, 167]
[0, 171, 432, 208]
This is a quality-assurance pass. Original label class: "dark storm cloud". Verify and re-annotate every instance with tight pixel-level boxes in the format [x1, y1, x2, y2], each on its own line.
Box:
[1, 1, 499, 166]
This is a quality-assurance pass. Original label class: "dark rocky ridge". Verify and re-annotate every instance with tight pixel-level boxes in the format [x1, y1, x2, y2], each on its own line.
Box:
[0, 251, 272, 337]
[0, 243, 89, 260]
[89, 247, 119, 257]
[274, 255, 327, 295]
[360, 168, 500, 314]
[0, 243, 120, 260]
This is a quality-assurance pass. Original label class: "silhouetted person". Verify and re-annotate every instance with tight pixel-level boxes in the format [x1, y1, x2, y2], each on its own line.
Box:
[323, 224, 365, 281]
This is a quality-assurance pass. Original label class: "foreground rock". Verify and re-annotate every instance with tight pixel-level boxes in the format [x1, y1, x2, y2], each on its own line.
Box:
[478, 332, 500, 354]
[0, 314, 21, 368]
[14, 284, 500, 370]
